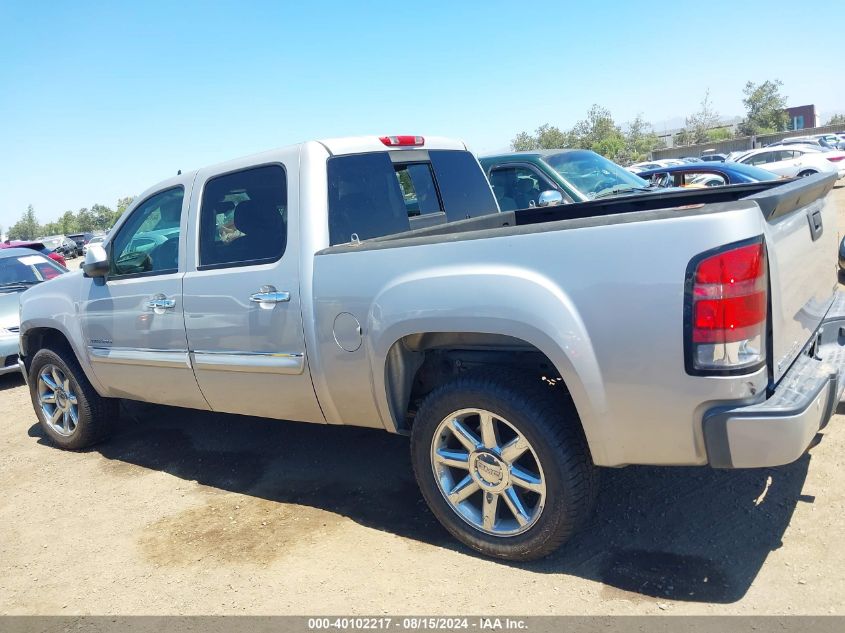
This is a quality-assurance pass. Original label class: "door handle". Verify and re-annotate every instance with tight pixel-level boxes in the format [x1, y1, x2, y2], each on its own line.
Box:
[249, 285, 290, 304]
[146, 299, 176, 309]
[146, 294, 176, 313]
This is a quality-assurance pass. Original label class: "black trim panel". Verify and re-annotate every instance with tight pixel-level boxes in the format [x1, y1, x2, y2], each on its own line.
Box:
[742, 171, 836, 221]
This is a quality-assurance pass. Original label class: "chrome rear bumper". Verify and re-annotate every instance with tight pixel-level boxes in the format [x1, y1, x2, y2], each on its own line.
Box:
[703, 292, 845, 468]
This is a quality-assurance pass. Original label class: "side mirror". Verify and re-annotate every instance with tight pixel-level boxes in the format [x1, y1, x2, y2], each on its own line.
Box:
[82, 244, 109, 278]
[537, 190, 564, 207]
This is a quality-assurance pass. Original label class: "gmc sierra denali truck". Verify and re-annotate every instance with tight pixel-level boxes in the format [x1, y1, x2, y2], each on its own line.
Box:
[17, 135, 845, 561]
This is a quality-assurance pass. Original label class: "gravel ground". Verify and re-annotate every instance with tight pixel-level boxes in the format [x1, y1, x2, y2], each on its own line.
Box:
[1, 186, 845, 615]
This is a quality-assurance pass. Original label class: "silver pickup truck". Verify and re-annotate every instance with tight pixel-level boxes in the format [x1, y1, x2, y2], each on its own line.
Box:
[18, 135, 845, 561]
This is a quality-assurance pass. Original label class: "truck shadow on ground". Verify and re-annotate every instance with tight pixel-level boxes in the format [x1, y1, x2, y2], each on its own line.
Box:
[0, 373, 24, 392]
[28, 401, 813, 604]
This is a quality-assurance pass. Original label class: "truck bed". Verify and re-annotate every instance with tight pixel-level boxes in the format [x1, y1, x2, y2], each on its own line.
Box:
[313, 172, 839, 467]
[322, 176, 836, 254]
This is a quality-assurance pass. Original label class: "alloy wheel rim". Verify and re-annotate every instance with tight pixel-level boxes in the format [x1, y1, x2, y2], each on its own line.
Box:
[37, 364, 79, 437]
[430, 408, 546, 536]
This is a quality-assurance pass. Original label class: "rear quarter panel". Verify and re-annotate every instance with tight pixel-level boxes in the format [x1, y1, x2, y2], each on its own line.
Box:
[312, 201, 774, 467]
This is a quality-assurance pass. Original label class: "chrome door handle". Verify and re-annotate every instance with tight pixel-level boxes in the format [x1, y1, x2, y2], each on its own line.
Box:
[249, 290, 290, 304]
[146, 295, 176, 310]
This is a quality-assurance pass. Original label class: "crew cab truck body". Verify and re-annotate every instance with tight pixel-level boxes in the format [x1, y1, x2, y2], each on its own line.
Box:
[18, 135, 845, 561]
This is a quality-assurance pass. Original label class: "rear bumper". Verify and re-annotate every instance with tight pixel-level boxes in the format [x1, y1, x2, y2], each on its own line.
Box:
[703, 292, 845, 468]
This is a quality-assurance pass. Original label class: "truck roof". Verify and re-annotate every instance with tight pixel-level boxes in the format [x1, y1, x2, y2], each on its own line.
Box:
[131, 135, 470, 212]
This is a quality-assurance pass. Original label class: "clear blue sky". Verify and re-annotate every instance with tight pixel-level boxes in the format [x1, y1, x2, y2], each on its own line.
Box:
[1, 0, 842, 231]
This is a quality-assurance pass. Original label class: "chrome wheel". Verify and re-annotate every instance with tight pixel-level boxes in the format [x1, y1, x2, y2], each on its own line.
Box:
[37, 364, 79, 437]
[430, 408, 547, 536]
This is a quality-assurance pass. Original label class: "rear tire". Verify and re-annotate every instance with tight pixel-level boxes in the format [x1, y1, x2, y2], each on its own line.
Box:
[28, 347, 117, 450]
[410, 369, 598, 561]
[798, 170, 818, 177]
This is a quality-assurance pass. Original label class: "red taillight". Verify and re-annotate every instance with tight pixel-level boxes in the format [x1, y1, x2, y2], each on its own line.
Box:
[379, 135, 424, 147]
[688, 240, 767, 373]
[826, 156, 844, 162]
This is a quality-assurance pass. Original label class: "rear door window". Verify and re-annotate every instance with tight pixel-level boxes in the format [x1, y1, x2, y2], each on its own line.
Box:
[198, 164, 287, 269]
[327, 150, 499, 246]
[327, 153, 410, 245]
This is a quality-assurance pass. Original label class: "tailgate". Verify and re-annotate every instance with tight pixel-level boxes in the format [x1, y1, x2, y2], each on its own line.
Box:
[744, 173, 840, 381]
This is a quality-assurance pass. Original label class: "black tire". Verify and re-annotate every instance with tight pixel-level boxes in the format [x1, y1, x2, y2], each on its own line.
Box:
[410, 369, 598, 561]
[798, 170, 818, 177]
[28, 346, 117, 450]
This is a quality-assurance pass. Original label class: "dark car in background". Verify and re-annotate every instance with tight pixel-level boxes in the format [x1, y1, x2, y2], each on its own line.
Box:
[67, 232, 93, 253]
[38, 235, 81, 259]
[699, 153, 728, 162]
[636, 161, 781, 188]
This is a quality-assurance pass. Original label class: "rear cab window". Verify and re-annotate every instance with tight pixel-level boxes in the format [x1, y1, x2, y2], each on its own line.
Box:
[327, 150, 497, 246]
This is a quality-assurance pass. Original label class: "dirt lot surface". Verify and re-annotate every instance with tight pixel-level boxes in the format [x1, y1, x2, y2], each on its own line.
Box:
[2, 186, 845, 616]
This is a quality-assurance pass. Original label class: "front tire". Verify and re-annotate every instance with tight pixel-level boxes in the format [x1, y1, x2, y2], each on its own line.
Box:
[28, 347, 117, 449]
[411, 370, 598, 561]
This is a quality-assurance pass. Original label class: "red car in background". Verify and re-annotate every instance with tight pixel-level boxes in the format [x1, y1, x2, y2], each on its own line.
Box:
[0, 241, 68, 268]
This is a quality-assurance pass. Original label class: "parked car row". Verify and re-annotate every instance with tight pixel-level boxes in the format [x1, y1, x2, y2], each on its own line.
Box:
[0, 240, 68, 267]
[628, 154, 726, 173]
[0, 248, 68, 375]
[2, 231, 109, 263]
[636, 161, 781, 188]
[774, 133, 845, 151]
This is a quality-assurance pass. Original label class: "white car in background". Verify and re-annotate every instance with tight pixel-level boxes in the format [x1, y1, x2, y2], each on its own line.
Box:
[627, 158, 686, 173]
[82, 235, 105, 255]
[730, 145, 843, 179]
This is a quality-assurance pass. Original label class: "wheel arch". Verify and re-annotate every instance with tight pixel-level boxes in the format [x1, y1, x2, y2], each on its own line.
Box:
[20, 324, 107, 396]
[379, 328, 608, 465]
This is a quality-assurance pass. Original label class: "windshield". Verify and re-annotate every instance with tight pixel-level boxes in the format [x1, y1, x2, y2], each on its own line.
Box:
[544, 150, 650, 198]
[0, 253, 64, 289]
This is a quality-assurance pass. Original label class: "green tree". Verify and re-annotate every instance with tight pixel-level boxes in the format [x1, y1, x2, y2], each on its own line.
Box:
[510, 124, 568, 151]
[55, 210, 78, 235]
[567, 105, 626, 160]
[90, 203, 116, 230]
[827, 114, 845, 126]
[682, 90, 721, 145]
[41, 221, 62, 235]
[674, 128, 695, 147]
[74, 207, 96, 232]
[738, 79, 788, 136]
[707, 127, 733, 141]
[510, 108, 660, 164]
[620, 114, 663, 164]
[510, 131, 537, 151]
[7, 205, 41, 240]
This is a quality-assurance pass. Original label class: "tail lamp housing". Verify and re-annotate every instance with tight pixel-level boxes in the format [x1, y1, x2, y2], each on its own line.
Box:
[684, 237, 768, 375]
[379, 135, 425, 147]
